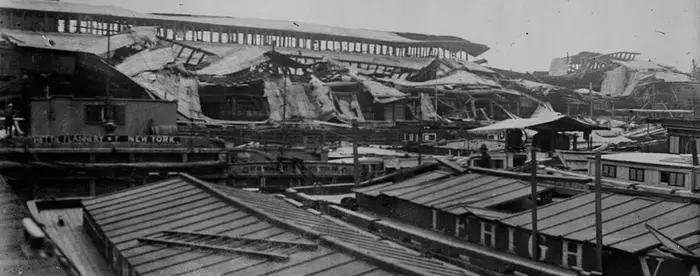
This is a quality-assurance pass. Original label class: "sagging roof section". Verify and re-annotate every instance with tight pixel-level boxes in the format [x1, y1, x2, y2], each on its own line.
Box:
[0, 0, 488, 56]
[500, 192, 700, 254]
[81, 174, 477, 276]
[180, 41, 435, 71]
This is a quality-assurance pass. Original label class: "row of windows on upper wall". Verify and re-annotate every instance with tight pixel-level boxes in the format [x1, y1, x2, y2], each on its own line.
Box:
[603, 164, 686, 187]
[51, 19, 468, 59]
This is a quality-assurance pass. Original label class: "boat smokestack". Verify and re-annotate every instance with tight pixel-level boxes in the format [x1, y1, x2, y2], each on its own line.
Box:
[594, 151, 603, 274]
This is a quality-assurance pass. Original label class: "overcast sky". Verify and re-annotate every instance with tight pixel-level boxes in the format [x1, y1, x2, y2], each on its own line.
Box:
[70, 0, 699, 73]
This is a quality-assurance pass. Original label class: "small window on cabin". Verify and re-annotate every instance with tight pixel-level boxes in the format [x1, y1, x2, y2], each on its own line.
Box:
[85, 105, 125, 125]
[660, 171, 685, 187]
[602, 165, 617, 178]
[112, 106, 126, 125]
[423, 133, 437, 142]
[629, 168, 645, 182]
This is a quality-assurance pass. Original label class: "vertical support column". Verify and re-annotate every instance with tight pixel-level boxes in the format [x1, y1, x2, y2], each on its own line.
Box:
[30, 179, 39, 200]
[691, 140, 699, 192]
[549, 130, 556, 157]
[530, 145, 539, 261]
[418, 94, 423, 165]
[89, 153, 97, 196]
[594, 152, 603, 275]
[320, 130, 327, 162]
[352, 119, 360, 186]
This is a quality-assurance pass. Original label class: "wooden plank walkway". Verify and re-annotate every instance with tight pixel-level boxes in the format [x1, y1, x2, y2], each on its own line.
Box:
[37, 209, 115, 276]
[0, 180, 68, 276]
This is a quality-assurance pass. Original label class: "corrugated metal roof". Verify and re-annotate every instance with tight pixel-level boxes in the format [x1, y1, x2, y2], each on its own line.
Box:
[610, 60, 664, 71]
[381, 70, 501, 88]
[196, 46, 269, 75]
[82, 174, 476, 276]
[0, 0, 489, 56]
[0, 29, 433, 71]
[179, 41, 434, 70]
[500, 191, 700, 254]
[0, 28, 99, 51]
[0, 0, 146, 18]
[115, 47, 176, 77]
[442, 59, 496, 74]
[0, 27, 157, 55]
[355, 173, 551, 215]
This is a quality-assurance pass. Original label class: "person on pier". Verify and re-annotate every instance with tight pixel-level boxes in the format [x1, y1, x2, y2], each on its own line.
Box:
[477, 144, 492, 168]
[3, 103, 16, 138]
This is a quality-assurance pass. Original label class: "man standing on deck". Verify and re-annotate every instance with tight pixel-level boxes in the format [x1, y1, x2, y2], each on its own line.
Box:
[477, 144, 492, 168]
[4, 103, 15, 138]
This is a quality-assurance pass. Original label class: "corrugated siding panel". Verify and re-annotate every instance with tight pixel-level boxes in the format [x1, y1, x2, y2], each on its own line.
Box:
[601, 66, 627, 96]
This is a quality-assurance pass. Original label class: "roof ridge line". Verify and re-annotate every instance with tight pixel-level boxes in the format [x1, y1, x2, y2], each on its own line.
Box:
[179, 173, 454, 276]
[180, 173, 325, 239]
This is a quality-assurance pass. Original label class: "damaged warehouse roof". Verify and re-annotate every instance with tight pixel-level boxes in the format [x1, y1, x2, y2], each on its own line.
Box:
[0, 0, 489, 56]
[0, 27, 591, 126]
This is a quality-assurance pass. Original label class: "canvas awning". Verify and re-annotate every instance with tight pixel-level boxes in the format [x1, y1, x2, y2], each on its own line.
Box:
[468, 114, 608, 133]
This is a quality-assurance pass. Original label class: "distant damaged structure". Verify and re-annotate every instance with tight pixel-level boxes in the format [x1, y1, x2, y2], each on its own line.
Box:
[539, 51, 700, 115]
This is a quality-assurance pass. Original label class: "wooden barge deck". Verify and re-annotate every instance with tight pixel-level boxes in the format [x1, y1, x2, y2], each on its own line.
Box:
[0, 177, 73, 276]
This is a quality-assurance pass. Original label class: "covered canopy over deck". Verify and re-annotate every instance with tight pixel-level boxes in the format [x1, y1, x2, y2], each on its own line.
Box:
[467, 113, 608, 133]
[468, 104, 609, 153]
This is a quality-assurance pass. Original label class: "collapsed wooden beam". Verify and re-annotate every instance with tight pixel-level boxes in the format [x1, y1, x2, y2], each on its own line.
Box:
[137, 237, 290, 261]
[163, 230, 319, 250]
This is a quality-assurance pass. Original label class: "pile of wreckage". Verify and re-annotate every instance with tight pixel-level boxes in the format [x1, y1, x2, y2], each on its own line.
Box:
[0, 27, 695, 151]
[0, 27, 569, 122]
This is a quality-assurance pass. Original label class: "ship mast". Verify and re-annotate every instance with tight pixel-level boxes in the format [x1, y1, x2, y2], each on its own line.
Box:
[105, 21, 111, 102]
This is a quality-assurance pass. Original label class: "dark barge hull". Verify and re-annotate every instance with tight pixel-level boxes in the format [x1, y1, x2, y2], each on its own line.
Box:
[0, 143, 228, 199]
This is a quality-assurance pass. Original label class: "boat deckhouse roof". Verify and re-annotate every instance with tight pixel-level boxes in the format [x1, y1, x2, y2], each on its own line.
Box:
[590, 152, 698, 169]
[500, 191, 700, 254]
[354, 172, 553, 219]
[351, 165, 700, 275]
[81, 173, 477, 276]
